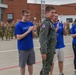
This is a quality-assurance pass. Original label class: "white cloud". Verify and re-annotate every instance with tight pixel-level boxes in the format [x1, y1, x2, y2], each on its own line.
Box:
[27, 0, 76, 5]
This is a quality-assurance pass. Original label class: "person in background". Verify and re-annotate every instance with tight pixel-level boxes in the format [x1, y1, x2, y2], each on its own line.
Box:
[72, 19, 76, 26]
[65, 20, 70, 35]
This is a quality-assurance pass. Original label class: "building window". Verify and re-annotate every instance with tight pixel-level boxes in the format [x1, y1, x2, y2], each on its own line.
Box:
[66, 18, 73, 23]
[0, 14, 3, 21]
[0, 8, 4, 14]
[0, 8, 4, 21]
[0, 0, 3, 3]
[7, 14, 14, 22]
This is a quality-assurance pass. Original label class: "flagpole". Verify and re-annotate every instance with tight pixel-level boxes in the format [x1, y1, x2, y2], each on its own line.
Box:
[41, 0, 45, 22]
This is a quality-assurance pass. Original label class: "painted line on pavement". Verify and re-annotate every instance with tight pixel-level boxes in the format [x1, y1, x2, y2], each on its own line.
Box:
[0, 55, 73, 71]
[0, 47, 39, 53]
[0, 43, 72, 53]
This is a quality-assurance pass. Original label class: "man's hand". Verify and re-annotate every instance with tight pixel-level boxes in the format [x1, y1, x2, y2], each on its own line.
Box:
[41, 54, 46, 60]
[55, 22, 59, 32]
[32, 25, 37, 31]
[55, 27, 59, 32]
[32, 25, 38, 38]
[28, 26, 34, 33]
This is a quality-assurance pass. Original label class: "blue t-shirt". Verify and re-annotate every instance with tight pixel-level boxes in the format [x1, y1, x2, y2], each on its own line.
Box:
[71, 24, 76, 44]
[15, 20, 34, 50]
[54, 22, 65, 49]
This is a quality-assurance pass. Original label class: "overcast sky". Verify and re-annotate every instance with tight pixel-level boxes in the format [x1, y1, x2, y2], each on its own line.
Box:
[27, 0, 76, 5]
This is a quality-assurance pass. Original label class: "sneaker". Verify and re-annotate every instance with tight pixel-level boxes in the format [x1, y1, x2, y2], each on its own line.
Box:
[74, 71, 76, 75]
[59, 73, 64, 75]
[62, 73, 64, 75]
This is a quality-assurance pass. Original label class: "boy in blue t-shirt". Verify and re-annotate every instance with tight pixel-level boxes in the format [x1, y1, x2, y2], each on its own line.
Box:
[50, 13, 67, 75]
[15, 9, 37, 75]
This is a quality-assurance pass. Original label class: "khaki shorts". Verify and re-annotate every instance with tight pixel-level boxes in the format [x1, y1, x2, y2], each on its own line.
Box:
[53, 48, 64, 63]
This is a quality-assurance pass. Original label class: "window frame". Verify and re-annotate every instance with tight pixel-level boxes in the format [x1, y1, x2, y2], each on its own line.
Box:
[7, 13, 14, 22]
[66, 18, 73, 23]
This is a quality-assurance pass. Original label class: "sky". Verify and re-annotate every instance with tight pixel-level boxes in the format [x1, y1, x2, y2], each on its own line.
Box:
[27, 0, 76, 5]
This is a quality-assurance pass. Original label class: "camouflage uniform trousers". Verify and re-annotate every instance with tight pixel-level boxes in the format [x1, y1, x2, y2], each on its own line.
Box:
[40, 41, 56, 75]
[40, 50, 54, 75]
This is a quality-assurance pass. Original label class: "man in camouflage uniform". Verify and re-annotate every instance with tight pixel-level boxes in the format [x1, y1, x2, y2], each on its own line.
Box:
[66, 20, 70, 35]
[39, 6, 57, 75]
[5, 22, 11, 40]
[0, 21, 5, 40]
[10, 21, 15, 39]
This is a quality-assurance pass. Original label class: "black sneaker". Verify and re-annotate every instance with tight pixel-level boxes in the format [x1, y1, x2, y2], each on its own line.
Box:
[59, 73, 64, 75]
[62, 73, 64, 75]
[74, 71, 76, 75]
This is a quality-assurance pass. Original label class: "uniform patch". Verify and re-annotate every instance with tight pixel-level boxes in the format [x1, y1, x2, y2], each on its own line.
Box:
[42, 24, 46, 29]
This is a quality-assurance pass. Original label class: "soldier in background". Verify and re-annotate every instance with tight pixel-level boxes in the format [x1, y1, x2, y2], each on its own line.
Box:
[10, 21, 15, 39]
[14, 19, 20, 39]
[37, 21, 41, 37]
[5, 22, 11, 40]
[0, 21, 5, 40]
[66, 20, 70, 35]
[33, 20, 41, 37]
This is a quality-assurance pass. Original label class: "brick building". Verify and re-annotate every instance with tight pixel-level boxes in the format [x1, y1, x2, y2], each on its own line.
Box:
[0, 0, 76, 23]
